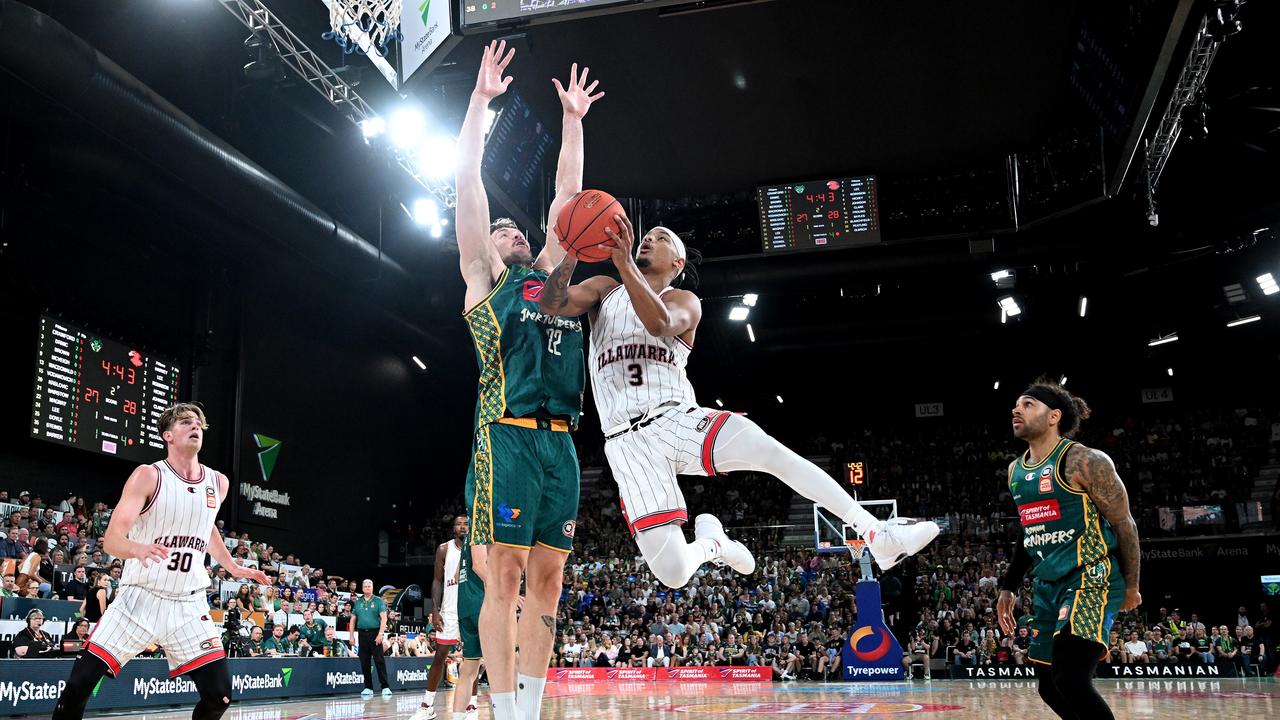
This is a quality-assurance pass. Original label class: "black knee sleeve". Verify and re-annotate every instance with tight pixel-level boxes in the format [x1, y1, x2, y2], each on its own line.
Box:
[51, 653, 112, 720]
[1050, 631, 1114, 720]
[188, 660, 232, 720]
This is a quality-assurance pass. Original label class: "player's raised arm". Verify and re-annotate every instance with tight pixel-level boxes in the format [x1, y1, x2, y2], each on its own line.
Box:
[458, 40, 515, 310]
[535, 63, 605, 274]
[539, 254, 619, 317]
[102, 465, 170, 568]
[605, 215, 702, 337]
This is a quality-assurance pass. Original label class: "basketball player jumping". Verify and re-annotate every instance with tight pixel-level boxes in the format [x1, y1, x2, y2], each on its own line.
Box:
[538, 216, 939, 588]
[414, 516, 468, 719]
[997, 379, 1140, 720]
[52, 403, 270, 720]
[451, 40, 603, 720]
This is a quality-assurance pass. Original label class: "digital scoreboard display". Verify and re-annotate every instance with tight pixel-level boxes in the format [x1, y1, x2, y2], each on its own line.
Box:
[757, 176, 882, 254]
[461, 0, 638, 29]
[30, 315, 182, 462]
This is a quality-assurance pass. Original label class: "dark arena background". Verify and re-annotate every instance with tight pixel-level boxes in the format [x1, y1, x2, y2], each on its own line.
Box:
[0, 0, 1278, 718]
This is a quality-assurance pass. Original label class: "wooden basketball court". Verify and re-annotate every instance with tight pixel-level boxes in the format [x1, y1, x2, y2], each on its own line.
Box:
[93, 676, 1279, 719]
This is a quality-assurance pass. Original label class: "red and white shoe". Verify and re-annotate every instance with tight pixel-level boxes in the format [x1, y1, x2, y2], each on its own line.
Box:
[409, 704, 437, 720]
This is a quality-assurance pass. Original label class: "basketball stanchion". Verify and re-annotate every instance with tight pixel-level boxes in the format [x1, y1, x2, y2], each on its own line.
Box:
[839, 536, 906, 681]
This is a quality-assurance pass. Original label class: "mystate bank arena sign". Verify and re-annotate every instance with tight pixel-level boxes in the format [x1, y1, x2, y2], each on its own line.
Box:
[239, 433, 289, 527]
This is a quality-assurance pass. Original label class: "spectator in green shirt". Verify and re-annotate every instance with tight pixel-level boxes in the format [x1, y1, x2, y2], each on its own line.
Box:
[300, 609, 327, 648]
[261, 625, 294, 656]
[312, 626, 350, 658]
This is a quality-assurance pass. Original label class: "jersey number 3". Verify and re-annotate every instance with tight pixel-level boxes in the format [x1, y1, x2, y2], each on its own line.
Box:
[627, 363, 644, 386]
[546, 329, 563, 356]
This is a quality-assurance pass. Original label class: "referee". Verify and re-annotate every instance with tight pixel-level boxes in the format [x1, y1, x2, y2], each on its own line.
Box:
[352, 579, 392, 698]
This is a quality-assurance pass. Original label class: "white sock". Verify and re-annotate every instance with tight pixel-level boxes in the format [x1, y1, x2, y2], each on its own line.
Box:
[713, 415, 880, 535]
[515, 673, 546, 720]
[491, 691, 517, 720]
[469, 695, 479, 708]
[452, 714, 466, 720]
[635, 525, 711, 588]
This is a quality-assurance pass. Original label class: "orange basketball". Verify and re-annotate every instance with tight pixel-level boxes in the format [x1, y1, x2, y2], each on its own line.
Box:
[555, 189, 626, 263]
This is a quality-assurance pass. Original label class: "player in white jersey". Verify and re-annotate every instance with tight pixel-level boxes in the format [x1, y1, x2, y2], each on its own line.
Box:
[412, 515, 468, 720]
[52, 403, 270, 720]
[540, 217, 940, 588]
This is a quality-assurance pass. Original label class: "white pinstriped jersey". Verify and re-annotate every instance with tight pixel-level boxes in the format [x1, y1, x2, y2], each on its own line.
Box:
[442, 540, 461, 615]
[119, 460, 220, 598]
[590, 284, 696, 429]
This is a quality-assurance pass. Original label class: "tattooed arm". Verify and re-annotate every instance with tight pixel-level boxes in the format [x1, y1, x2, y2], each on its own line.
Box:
[1066, 445, 1143, 612]
[538, 253, 618, 317]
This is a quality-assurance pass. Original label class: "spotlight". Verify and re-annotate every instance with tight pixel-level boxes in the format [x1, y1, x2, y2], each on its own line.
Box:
[997, 296, 1021, 317]
[1258, 273, 1278, 296]
[1078, 296, 1088, 317]
[776, 395, 784, 404]
[728, 306, 750, 321]
[993, 380, 1000, 390]
[742, 293, 759, 307]
[417, 136, 458, 179]
[360, 117, 386, 141]
[1148, 333, 1179, 347]
[1060, 375, 1068, 386]
[389, 108, 426, 149]
[413, 199, 439, 226]
[411, 356, 427, 371]
[746, 324, 756, 343]
[1167, 367, 1174, 377]
[715, 398, 724, 408]
[1227, 315, 1261, 328]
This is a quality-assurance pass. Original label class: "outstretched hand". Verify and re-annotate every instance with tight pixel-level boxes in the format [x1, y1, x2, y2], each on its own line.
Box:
[604, 214, 634, 268]
[553, 63, 605, 120]
[474, 39, 515, 100]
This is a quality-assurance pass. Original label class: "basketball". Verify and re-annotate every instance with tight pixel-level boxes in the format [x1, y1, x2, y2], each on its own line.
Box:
[555, 189, 626, 263]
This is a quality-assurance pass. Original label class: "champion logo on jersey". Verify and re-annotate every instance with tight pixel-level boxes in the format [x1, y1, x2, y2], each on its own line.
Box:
[522, 280, 544, 302]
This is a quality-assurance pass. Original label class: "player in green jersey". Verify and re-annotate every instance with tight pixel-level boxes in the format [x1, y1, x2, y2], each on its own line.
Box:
[996, 378, 1141, 720]
[450, 535, 486, 720]
[453, 40, 605, 720]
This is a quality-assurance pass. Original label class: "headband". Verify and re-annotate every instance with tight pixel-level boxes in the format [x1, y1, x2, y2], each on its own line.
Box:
[1022, 385, 1075, 430]
[651, 226, 686, 260]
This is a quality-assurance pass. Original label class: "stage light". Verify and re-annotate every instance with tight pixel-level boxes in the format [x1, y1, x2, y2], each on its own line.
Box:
[1258, 273, 1278, 296]
[1060, 375, 1068, 386]
[743, 293, 759, 307]
[715, 398, 724, 408]
[411, 356, 427, 371]
[1078, 296, 1088, 317]
[776, 395, 784, 404]
[993, 381, 1000, 390]
[746, 324, 755, 343]
[728, 306, 750, 321]
[389, 108, 426, 149]
[990, 269, 1012, 282]
[413, 199, 439, 226]
[1227, 315, 1261, 328]
[1167, 367, 1174, 377]
[417, 136, 458, 180]
[360, 116, 385, 140]
[997, 296, 1021, 317]
[1148, 334, 1179, 347]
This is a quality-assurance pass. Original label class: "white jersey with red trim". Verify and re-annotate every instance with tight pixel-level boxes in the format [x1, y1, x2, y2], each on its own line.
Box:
[590, 284, 696, 429]
[442, 539, 462, 615]
[119, 460, 220, 598]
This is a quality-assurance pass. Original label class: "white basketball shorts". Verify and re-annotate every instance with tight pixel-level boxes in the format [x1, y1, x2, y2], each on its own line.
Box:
[85, 585, 224, 677]
[604, 403, 734, 537]
[435, 608, 460, 646]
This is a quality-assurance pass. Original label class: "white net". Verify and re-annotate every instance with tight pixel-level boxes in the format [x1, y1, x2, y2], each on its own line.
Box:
[323, 0, 403, 57]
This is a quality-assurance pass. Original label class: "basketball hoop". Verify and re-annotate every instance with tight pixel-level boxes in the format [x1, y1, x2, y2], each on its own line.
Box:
[845, 539, 866, 556]
[322, 0, 402, 57]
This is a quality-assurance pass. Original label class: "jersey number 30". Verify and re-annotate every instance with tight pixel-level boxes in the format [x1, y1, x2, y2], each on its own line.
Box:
[167, 551, 194, 573]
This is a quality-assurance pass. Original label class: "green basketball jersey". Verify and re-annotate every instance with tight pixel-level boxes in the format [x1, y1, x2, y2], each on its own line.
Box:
[1009, 437, 1117, 582]
[463, 265, 585, 428]
[459, 535, 484, 598]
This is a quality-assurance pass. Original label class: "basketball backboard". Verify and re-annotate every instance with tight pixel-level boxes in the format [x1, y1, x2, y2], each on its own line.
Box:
[813, 500, 897, 555]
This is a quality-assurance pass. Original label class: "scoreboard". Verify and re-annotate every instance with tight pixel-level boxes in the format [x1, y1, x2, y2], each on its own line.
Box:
[757, 176, 882, 253]
[30, 315, 182, 462]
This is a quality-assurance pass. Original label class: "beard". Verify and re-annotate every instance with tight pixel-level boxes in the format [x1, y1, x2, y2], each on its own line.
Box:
[635, 256, 652, 268]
